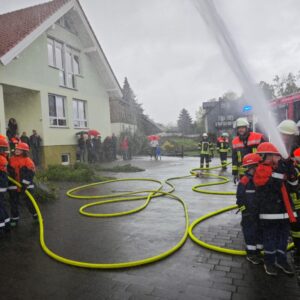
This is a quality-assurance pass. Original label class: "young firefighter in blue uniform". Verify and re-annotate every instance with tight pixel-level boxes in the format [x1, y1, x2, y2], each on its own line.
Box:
[8, 142, 36, 226]
[254, 142, 297, 276]
[0, 137, 10, 234]
[236, 153, 262, 264]
[198, 133, 213, 169]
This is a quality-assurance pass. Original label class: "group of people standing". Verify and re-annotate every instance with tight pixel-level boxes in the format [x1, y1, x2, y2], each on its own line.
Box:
[231, 118, 300, 276]
[77, 133, 132, 163]
[199, 117, 300, 276]
[77, 134, 118, 163]
[198, 132, 230, 170]
[0, 134, 37, 236]
[6, 118, 42, 167]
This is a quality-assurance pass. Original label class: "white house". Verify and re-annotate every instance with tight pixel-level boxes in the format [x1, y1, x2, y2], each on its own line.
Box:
[0, 0, 123, 165]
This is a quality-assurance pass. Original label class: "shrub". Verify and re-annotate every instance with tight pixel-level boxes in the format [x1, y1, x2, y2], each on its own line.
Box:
[162, 140, 175, 152]
[95, 164, 144, 173]
[36, 163, 102, 182]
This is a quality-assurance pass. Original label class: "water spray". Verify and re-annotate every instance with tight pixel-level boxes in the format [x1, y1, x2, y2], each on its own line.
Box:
[193, 0, 288, 158]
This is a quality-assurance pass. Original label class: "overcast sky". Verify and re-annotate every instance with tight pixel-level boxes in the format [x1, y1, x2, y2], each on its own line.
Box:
[1, 0, 300, 125]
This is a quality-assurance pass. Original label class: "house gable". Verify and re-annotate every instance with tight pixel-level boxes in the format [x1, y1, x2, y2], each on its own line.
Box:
[0, 0, 122, 98]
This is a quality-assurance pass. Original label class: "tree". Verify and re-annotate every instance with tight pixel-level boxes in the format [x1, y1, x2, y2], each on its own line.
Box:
[222, 91, 238, 101]
[177, 108, 193, 135]
[272, 73, 300, 97]
[195, 106, 206, 134]
[284, 72, 299, 95]
[122, 77, 145, 132]
[273, 75, 285, 97]
[258, 81, 275, 100]
[122, 77, 136, 103]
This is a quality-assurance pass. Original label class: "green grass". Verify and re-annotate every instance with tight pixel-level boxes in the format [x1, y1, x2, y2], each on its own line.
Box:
[184, 150, 199, 157]
[95, 164, 145, 173]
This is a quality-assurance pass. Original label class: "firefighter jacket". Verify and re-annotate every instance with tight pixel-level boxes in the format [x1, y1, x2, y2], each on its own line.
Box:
[0, 154, 8, 193]
[217, 137, 229, 153]
[8, 155, 35, 192]
[232, 132, 265, 176]
[236, 173, 258, 216]
[291, 163, 300, 211]
[198, 139, 213, 155]
[253, 160, 298, 221]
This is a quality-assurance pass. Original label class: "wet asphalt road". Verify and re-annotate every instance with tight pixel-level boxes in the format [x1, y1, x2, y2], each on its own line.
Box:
[1, 156, 300, 300]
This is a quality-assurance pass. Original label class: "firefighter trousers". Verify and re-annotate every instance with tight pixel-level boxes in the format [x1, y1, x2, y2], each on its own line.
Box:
[241, 214, 263, 255]
[261, 220, 290, 265]
[291, 213, 300, 256]
[9, 189, 36, 221]
[200, 154, 210, 168]
[219, 152, 228, 168]
[0, 192, 10, 229]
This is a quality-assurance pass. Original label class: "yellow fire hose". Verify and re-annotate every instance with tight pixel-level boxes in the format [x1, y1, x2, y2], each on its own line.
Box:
[9, 177, 189, 269]
[7, 161, 294, 269]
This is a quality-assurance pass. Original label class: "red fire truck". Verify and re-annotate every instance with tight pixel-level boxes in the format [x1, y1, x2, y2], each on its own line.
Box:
[270, 92, 300, 123]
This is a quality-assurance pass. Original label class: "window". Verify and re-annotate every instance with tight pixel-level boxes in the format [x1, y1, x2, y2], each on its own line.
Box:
[48, 94, 67, 127]
[73, 99, 87, 128]
[47, 39, 54, 66]
[65, 47, 80, 88]
[47, 38, 63, 69]
[47, 37, 80, 89]
[61, 153, 70, 165]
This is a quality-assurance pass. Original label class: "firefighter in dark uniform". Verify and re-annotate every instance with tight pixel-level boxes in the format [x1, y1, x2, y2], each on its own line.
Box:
[198, 133, 213, 169]
[277, 120, 300, 272]
[232, 118, 265, 183]
[0, 137, 10, 234]
[8, 142, 36, 226]
[292, 148, 300, 272]
[217, 132, 230, 170]
[254, 142, 297, 276]
[236, 153, 263, 264]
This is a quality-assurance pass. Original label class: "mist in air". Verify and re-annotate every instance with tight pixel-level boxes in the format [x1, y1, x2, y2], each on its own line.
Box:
[192, 0, 288, 157]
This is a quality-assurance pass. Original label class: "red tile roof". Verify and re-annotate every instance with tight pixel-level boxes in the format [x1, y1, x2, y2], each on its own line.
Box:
[0, 0, 71, 58]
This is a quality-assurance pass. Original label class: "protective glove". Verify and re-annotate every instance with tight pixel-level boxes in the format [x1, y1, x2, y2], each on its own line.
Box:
[276, 158, 293, 175]
[21, 183, 29, 194]
[233, 175, 239, 184]
[235, 205, 246, 214]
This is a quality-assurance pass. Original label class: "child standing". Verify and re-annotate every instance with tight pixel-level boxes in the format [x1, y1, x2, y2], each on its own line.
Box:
[0, 137, 10, 234]
[8, 142, 36, 226]
[254, 142, 297, 276]
[236, 153, 262, 264]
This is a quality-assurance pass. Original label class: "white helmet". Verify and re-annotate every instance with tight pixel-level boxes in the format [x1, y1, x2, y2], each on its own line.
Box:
[202, 133, 208, 137]
[277, 119, 299, 136]
[235, 118, 249, 128]
[222, 132, 229, 137]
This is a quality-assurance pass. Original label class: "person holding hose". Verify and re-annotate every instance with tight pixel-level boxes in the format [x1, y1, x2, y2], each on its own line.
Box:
[217, 132, 230, 170]
[8, 142, 37, 226]
[232, 118, 265, 184]
[198, 133, 213, 169]
[254, 142, 297, 276]
[0, 137, 10, 235]
[236, 153, 263, 264]
[292, 148, 300, 278]
[277, 120, 300, 273]
[277, 120, 299, 156]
